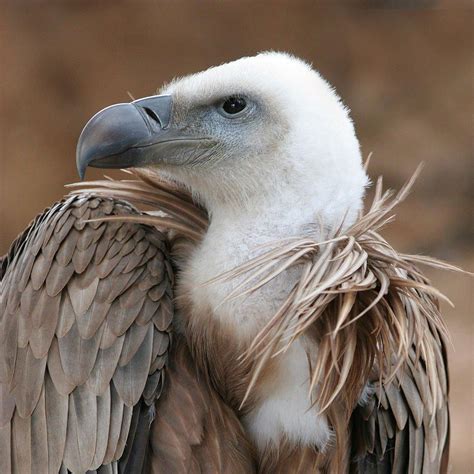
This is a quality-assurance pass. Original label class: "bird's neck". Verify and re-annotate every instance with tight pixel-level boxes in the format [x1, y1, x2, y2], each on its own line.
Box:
[207, 183, 334, 247]
[178, 188, 336, 452]
[185, 181, 351, 340]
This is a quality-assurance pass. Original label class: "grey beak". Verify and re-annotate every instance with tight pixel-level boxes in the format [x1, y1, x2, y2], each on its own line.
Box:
[76, 94, 174, 179]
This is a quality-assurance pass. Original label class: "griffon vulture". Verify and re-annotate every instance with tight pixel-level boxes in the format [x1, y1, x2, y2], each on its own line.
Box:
[1, 52, 456, 473]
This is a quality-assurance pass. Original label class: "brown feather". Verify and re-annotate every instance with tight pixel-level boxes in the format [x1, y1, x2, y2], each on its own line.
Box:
[87, 335, 124, 396]
[30, 385, 49, 473]
[148, 337, 255, 474]
[0, 382, 15, 426]
[258, 440, 326, 473]
[112, 323, 154, 406]
[102, 384, 124, 465]
[1, 195, 175, 472]
[44, 373, 68, 473]
[0, 422, 12, 473]
[11, 345, 47, 418]
[12, 407, 32, 472]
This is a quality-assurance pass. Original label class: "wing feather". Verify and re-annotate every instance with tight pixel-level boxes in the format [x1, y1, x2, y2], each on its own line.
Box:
[44, 373, 68, 473]
[87, 336, 125, 396]
[29, 293, 60, 358]
[351, 328, 449, 473]
[12, 405, 32, 472]
[0, 422, 12, 473]
[102, 384, 124, 466]
[12, 345, 47, 418]
[0, 195, 173, 472]
[112, 324, 154, 406]
[63, 384, 98, 472]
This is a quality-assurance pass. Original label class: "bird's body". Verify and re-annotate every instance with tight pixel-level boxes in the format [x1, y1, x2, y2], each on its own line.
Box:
[0, 52, 454, 473]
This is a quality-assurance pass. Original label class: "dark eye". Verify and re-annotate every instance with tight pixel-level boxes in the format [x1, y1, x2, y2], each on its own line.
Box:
[222, 96, 247, 115]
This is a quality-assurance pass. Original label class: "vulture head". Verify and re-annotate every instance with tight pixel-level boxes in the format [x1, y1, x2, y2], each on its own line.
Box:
[77, 52, 368, 232]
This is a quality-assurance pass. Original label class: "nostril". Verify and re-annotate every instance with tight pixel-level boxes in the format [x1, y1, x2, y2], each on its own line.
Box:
[143, 107, 161, 126]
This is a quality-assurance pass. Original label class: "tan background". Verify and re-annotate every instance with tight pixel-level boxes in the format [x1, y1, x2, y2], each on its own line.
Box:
[0, 1, 472, 472]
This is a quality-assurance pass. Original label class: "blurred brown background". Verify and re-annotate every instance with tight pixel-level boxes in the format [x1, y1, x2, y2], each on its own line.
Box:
[0, 1, 472, 472]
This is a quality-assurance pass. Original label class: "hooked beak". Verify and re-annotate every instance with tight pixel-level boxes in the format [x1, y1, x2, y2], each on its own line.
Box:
[76, 94, 213, 179]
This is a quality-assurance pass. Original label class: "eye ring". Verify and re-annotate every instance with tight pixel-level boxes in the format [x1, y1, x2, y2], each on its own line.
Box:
[220, 96, 247, 117]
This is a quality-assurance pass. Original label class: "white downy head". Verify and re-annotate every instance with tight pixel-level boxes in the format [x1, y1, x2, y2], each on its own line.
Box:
[159, 51, 368, 231]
